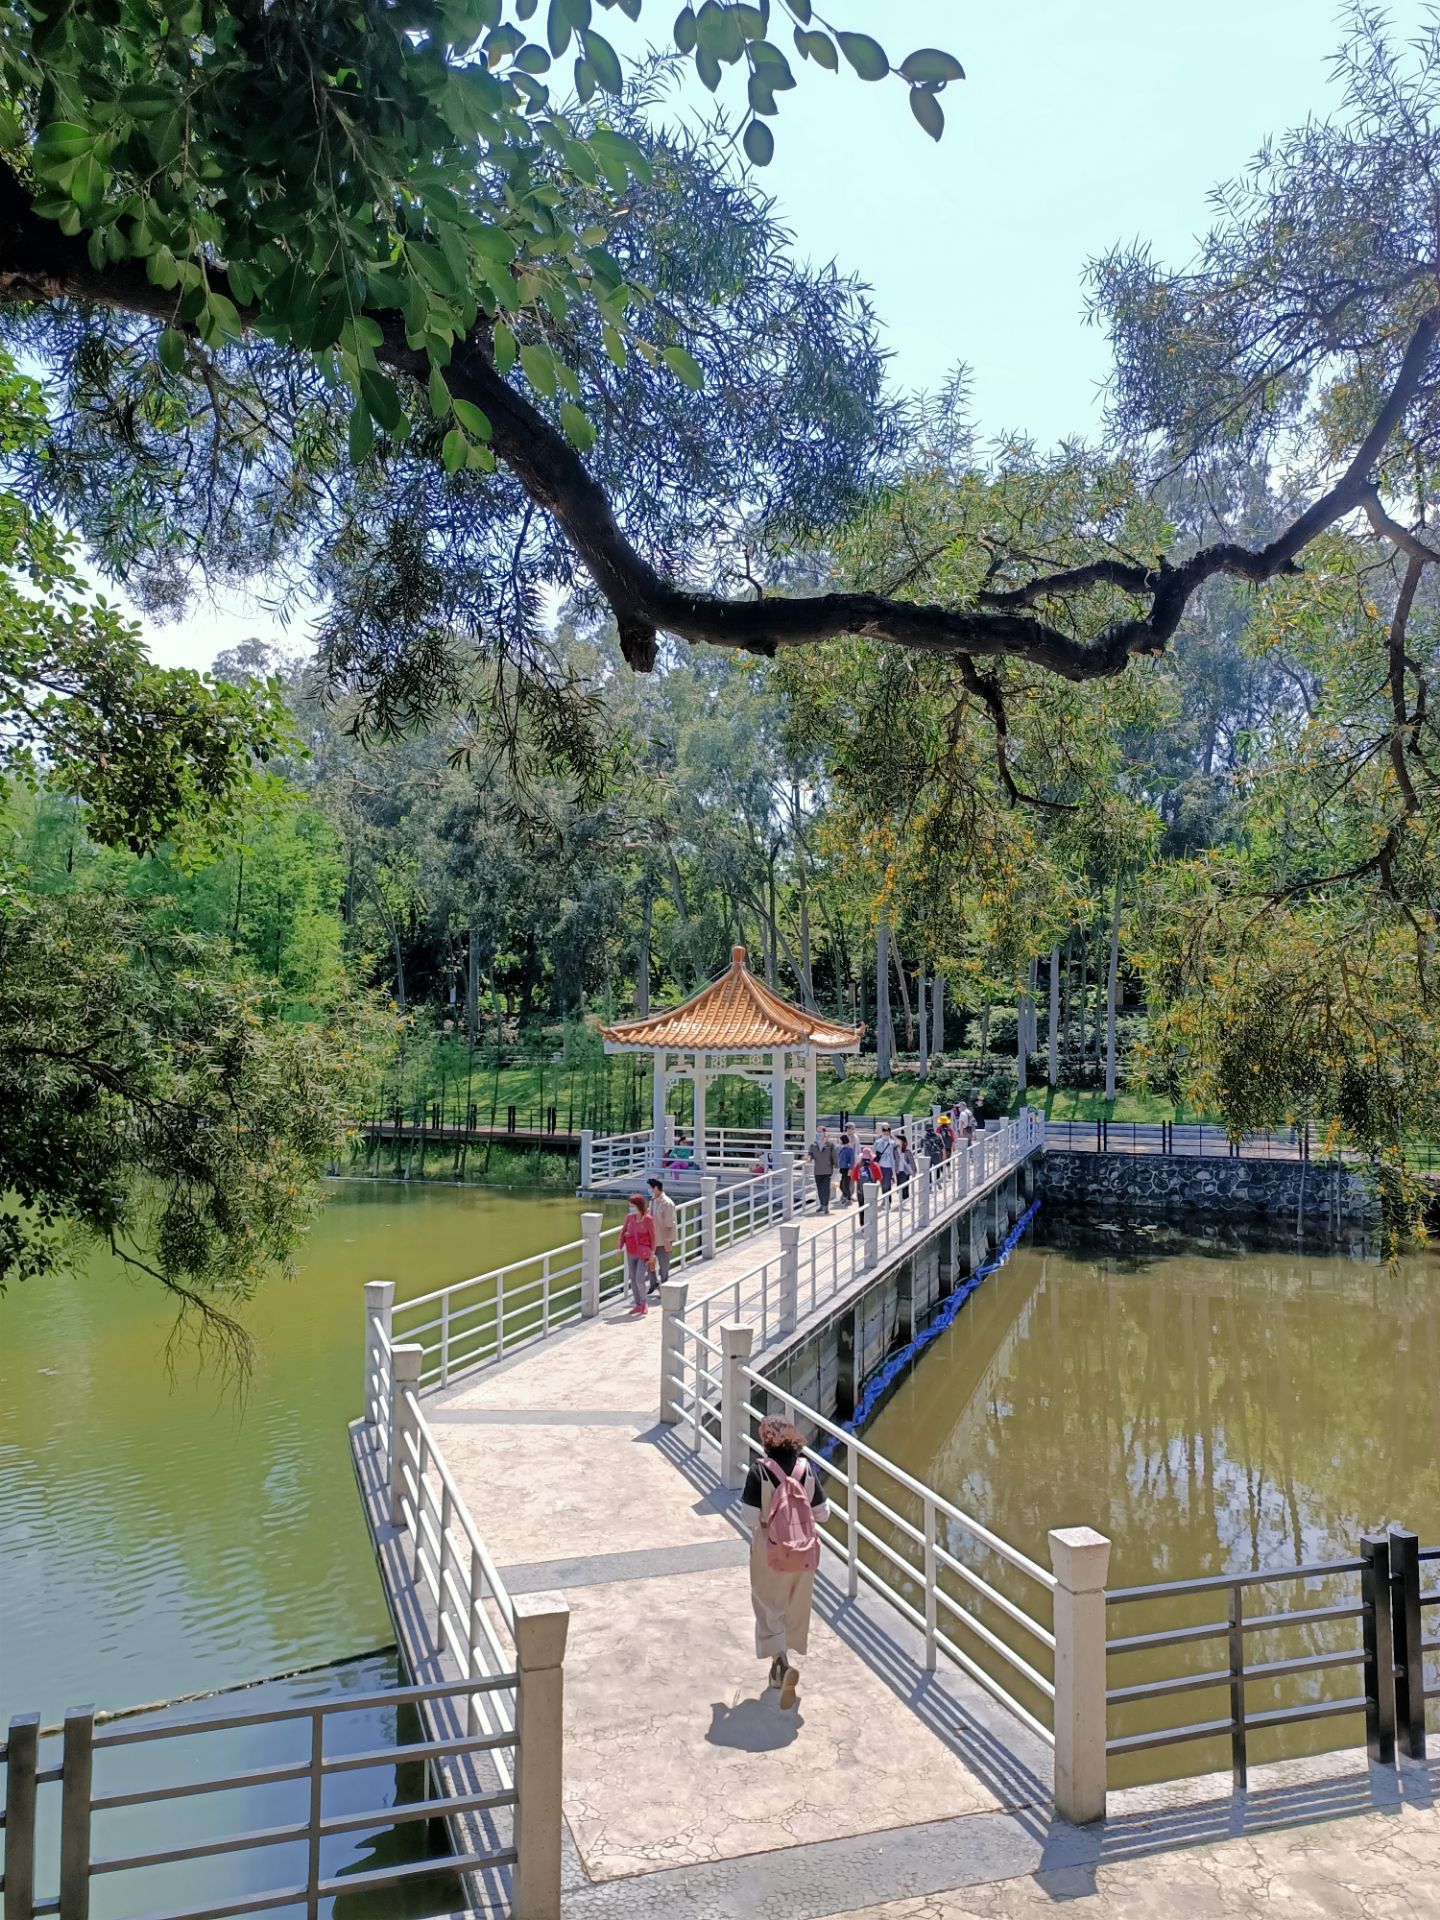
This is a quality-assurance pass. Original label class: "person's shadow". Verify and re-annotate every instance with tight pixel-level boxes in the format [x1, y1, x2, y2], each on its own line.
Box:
[706, 1694, 803, 1752]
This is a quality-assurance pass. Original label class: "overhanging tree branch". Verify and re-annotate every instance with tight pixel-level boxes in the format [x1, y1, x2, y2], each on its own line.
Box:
[3, 161, 1438, 685]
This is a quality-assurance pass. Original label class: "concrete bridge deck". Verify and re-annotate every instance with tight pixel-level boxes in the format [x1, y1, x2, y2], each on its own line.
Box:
[351, 1127, 1440, 1917]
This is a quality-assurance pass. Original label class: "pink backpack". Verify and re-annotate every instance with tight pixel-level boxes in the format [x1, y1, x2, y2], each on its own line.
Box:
[762, 1459, 821, 1573]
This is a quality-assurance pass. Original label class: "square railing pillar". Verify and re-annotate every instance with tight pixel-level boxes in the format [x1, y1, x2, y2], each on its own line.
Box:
[658, 1280, 689, 1426]
[698, 1174, 717, 1259]
[719, 1321, 756, 1489]
[580, 1211, 602, 1318]
[389, 1342, 424, 1528]
[363, 1279, 394, 1426]
[778, 1223, 800, 1336]
[512, 1592, 570, 1920]
[1049, 1525, 1111, 1825]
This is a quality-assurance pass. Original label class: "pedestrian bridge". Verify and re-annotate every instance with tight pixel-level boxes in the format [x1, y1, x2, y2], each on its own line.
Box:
[349, 1115, 1070, 1916]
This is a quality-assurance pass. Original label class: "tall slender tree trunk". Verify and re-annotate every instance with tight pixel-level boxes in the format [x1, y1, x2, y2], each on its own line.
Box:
[636, 881, 653, 1017]
[875, 921, 894, 1081]
[1048, 943, 1060, 1087]
[764, 852, 779, 987]
[1105, 873, 1122, 1101]
[891, 939, 915, 1049]
[1092, 920, 1105, 1065]
[1016, 978, 1028, 1094]
[917, 963, 929, 1077]
[931, 974, 946, 1058]
[466, 919, 480, 1039]
[798, 884, 815, 1009]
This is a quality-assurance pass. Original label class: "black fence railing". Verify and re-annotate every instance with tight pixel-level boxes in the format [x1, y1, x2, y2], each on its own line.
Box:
[1106, 1526, 1436, 1789]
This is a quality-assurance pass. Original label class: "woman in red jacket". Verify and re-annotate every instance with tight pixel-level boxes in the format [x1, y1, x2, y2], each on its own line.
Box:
[618, 1192, 657, 1314]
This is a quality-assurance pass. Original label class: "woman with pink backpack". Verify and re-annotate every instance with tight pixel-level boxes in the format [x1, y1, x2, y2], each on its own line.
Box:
[740, 1415, 830, 1710]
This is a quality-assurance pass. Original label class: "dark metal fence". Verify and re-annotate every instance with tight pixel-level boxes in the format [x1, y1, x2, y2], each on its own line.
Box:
[1106, 1527, 1437, 1788]
[0, 1675, 515, 1920]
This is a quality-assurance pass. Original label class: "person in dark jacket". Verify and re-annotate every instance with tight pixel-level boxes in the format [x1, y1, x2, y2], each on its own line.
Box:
[836, 1127, 858, 1205]
[808, 1126, 837, 1213]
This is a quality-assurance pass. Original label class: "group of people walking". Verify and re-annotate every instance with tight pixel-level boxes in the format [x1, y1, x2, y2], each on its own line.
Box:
[612, 1100, 984, 1713]
[616, 1175, 677, 1313]
[805, 1102, 977, 1217]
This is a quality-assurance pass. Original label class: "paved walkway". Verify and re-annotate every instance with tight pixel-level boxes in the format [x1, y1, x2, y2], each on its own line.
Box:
[426, 1257, 1046, 1890]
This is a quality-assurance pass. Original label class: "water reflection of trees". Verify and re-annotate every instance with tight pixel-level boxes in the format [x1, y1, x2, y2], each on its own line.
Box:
[859, 1239, 1440, 1782]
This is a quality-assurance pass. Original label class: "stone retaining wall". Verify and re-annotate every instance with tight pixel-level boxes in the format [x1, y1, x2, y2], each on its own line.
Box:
[1040, 1149, 1377, 1235]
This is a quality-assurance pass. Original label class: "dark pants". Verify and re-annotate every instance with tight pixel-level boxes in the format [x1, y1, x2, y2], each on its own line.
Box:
[838, 1168, 853, 1204]
[814, 1173, 831, 1213]
[879, 1167, 894, 1194]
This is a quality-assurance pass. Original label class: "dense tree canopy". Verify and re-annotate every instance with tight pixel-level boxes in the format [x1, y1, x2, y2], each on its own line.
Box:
[1, 3, 1439, 1262]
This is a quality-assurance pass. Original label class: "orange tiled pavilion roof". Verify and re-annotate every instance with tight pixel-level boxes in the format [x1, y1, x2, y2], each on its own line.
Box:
[600, 947, 862, 1054]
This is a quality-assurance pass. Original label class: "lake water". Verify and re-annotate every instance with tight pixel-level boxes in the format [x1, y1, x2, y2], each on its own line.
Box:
[861, 1222, 1440, 1783]
[0, 1182, 612, 1915]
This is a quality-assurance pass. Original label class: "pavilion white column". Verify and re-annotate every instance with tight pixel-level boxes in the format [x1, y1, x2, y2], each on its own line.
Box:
[694, 1059, 707, 1169]
[651, 1049, 668, 1173]
[770, 1050, 787, 1161]
[802, 1049, 817, 1147]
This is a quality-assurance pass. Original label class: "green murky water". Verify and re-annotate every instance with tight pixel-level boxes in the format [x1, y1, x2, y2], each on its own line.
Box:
[861, 1222, 1440, 1783]
[0, 1182, 608, 1914]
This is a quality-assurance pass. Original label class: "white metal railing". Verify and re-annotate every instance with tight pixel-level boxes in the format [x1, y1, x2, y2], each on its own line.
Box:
[683, 1112, 1040, 1346]
[583, 1125, 653, 1183]
[353, 1343, 570, 1914]
[365, 1156, 816, 1401]
[395, 1386, 519, 1782]
[739, 1363, 1058, 1748]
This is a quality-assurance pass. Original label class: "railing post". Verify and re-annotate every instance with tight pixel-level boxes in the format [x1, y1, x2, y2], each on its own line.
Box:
[780, 1150, 795, 1221]
[1362, 1531, 1397, 1764]
[719, 1321, 755, 1488]
[1049, 1526, 1111, 1826]
[5, 1712, 39, 1920]
[658, 1280, 689, 1425]
[1390, 1526, 1426, 1759]
[511, 1592, 570, 1920]
[778, 1223, 800, 1336]
[579, 1127, 593, 1190]
[580, 1211, 602, 1318]
[389, 1343, 424, 1528]
[363, 1280, 394, 1426]
[58, 1706, 94, 1920]
[918, 1164, 931, 1229]
[845, 1439, 859, 1597]
[862, 1198, 879, 1270]
[922, 1496, 938, 1670]
[700, 1174, 718, 1259]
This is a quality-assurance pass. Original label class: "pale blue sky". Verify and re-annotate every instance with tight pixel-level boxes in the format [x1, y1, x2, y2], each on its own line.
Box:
[138, 0, 1424, 668]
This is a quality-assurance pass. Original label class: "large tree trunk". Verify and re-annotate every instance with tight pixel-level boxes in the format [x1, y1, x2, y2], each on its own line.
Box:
[875, 921, 894, 1081]
[1048, 944, 1060, 1087]
[931, 973, 945, 1057]
[1105, 873, 1122, 1101]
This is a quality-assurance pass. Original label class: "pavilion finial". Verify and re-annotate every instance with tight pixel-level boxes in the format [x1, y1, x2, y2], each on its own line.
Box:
[731, 944, 746, 967]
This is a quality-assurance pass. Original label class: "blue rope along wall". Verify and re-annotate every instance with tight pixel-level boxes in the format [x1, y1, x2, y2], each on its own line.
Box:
[816, 1197, 1041, 1456]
